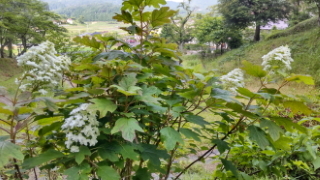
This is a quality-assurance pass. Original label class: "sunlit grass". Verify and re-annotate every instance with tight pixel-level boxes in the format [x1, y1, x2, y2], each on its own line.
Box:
[64, 21, 129, 37]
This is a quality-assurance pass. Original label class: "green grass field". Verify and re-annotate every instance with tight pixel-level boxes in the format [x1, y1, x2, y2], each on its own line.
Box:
[64, 21, 129, 37]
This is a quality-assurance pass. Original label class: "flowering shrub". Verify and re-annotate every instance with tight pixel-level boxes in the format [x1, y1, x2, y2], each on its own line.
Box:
[16, 41, 71, 94]
[261, 45, 294, 75]
[61, 103, 100, 152]
[220, 68, 244, 92]
[0, 1, 317, 180]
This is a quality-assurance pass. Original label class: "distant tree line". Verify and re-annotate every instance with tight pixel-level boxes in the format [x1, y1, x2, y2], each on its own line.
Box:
[54, 3, 121, 22]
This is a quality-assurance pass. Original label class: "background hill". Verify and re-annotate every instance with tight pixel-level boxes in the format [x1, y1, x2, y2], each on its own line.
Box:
[41, 0, 218, 21]
[214, 17, 320, 85]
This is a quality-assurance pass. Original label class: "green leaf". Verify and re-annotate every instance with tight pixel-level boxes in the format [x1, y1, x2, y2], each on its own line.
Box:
[241, 60, 267, 78]
[93, 50, 131, 61]
[42, 98, 58, 111]
[0, 106, 12, 115]
[221, 159, 238, 177]
[248, 125, 269, 148]
[36, 116, 63, 126]
[88, 98, 117, 118]
[120, 144, 140, 160]
[140, 144, 170, 168]
[160, 127, 184, 150]
[151, 7, 177, 27]
[273, 117, 308, 134]
[98, 143, 121, 162]
[283, 101, 312, 115]
[113, 10, 133, 24]
[240, 172, 253, 180]
[97, 166, 120, 180]
[285, 74, 314, 85]
[0, 136, 24, 168]
[211, 88, 237, 103]
[260, 119, 283, 141]
[73, 36, 101, 49]
[135, 85, 162, 105]
[180, 128, 201, 141]
[212, 139, 230, 154]
[111, 118, 144, 142]
[185, 115, 209, 127]
[75, 146, 91, 165]
[133, 168, 152, 180]
[237, 87, 256, 98]
[64, 166, 80, 180]
[110, 73, 141, 96]
[122, 0, 143, 11]
[273, 136, 292, 151]
[23, 149, 64, 169]
[145, 0, 166, 8]
[312, 157, 320, 170]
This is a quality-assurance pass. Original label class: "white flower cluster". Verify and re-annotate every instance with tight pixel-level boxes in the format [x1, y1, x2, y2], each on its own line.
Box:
[16, 41, 71, 94]
[220, 68, 244, 92]
[61, 103, 100, 152]
[261, 45, 294, 73]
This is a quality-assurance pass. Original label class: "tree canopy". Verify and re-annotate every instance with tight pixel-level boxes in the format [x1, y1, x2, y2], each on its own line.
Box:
[218, 0, 291, 41]
[0, 0, 66, 57]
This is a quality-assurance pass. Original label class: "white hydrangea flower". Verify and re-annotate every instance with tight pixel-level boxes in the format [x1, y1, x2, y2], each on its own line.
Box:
[261, 45, 294, 74]
[70, 146, 80, 153]
[16, 41, 71, 94]
[62, 104, 100, 152]
[220, 68, 244, 92]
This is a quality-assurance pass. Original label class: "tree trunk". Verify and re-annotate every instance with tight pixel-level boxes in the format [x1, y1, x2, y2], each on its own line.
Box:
[0, 38, 9, 58]
[0, 45, 5, 58]
[0, 36, 5, 58]
[179, 42, 184, 53]
[318, 5, 320, 26]
[254, 24, 261, 42]
[21, 36, 27, 55]
[8, 38, 13, 58]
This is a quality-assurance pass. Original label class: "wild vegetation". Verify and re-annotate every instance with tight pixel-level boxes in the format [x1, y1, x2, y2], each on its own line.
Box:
[0, 0, 320, 180]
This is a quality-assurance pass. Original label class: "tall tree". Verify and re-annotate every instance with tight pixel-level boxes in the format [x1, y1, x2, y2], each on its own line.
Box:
[219, 0, 291, 41]
[305, 0, 320, 25]
[161, 0, 194, 51]
[0, 0, 66, 57]
[194, 15, 242, 54]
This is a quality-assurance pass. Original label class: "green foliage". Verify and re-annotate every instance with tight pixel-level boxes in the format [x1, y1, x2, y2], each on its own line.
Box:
[0, 136, 24, 168]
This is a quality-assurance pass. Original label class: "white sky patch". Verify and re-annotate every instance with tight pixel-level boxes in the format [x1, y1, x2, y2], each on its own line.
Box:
[167, 0, 184, 2]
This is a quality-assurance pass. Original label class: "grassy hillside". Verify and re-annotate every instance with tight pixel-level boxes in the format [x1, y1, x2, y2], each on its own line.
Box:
[215, 17, 320, 85]
[0, 58, 21, 92]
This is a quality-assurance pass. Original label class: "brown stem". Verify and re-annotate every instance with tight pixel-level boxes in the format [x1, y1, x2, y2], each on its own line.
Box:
[26, 125, 38, 180]
[165, 117, 183, 180]
[13, 159, 23, 180]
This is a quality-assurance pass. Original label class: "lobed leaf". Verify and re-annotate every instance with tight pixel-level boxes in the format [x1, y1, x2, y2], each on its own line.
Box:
[88, 98, 117, 118]
[151, 7, 177, 27]
[160, 127, 183, 150]
[111, 118, 143, 142]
